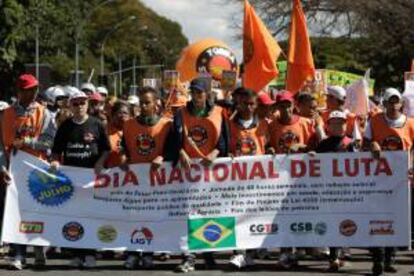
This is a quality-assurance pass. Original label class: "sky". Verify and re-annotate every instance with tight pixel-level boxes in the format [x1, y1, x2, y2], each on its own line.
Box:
[140, 0, 243, 59]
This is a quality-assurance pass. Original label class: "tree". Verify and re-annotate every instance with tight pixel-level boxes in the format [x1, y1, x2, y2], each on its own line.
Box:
[231, 0, 414, 90]
[0, 0, 188, 99]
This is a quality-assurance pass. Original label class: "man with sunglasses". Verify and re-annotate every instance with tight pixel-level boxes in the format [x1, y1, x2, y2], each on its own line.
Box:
[51, 89, 111, 268]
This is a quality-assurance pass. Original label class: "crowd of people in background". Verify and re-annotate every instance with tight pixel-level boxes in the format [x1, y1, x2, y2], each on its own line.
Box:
[0, 73, 412, 276]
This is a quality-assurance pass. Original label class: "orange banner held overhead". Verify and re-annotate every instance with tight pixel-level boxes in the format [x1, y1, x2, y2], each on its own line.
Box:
[286, 0, 315, 94]
[243, 0, 281, 93]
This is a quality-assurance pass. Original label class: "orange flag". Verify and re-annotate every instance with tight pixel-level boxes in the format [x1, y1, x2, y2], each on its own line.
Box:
[286, 0, 315, 94]
[243, 0, 281, 93]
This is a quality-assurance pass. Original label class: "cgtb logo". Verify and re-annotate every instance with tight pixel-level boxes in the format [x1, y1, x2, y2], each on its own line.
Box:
[250, 224, 278, 235]
[131, 227, 153, 245]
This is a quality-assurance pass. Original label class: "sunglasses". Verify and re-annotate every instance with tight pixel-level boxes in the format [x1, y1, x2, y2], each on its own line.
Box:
[72, 101, 87, 107]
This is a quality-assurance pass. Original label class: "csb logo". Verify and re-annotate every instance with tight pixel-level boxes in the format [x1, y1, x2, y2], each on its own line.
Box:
[250, 224, 278, 235]
[290, 222, 327, 235]
[131, 227, 153, 245]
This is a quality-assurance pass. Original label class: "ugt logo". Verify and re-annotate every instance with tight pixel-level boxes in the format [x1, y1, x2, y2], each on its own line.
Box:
[130, 227, 153, 245]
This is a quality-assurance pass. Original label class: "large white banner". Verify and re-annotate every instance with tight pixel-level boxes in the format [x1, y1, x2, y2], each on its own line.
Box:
[1, 151, 411, 252]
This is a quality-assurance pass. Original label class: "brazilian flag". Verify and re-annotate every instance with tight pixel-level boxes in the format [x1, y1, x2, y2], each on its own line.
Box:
[188, 217, 236, 250]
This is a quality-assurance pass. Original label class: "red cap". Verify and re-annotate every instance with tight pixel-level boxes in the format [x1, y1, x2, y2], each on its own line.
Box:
[276, 90, 294, 103]
[258, 91, 275, 105]
[89, 92, 103, 102]
[16, 74, 39, 90]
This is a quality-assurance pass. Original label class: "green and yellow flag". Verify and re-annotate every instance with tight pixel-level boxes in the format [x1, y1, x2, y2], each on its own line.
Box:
[187, 217, 236, 250]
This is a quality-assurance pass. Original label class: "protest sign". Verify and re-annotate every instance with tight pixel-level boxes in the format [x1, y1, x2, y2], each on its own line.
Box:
[403, 76, 414, 117]
[220, 70, 237, 91]
[163, 70, 179, 90]
[143, 78, 160, 89]
[2, 151, 410, 252]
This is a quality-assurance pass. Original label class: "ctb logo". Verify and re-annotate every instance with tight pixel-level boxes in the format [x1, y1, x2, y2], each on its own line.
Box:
[19, 221, 44, 234]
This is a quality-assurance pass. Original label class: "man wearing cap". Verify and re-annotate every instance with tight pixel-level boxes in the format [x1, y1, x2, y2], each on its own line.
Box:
[168, 77, 228, 273]
[97, 86, 109, 99]
[315, 110, 358, 272]
[268, 91, 316, 269]
[363, 87, 414, 275]
[1, 73, 56, 269]
[44, 86, 67, 123]
[80, 82, 96, 96]
[269, 91, 316, 155]
[88, 92, 107, 126]
[50, 89, 111, 269]
[257, 91, 277, 122]
[321, 86, 357, 137]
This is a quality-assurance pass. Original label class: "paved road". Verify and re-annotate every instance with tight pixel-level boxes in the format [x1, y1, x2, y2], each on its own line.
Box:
[0, 250, 412, 275]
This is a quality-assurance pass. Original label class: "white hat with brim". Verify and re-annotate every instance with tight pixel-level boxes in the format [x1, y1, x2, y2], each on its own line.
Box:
[383, 88, 401, 102]
[127, 95, 139, 106]
[327, 85, 347, 101]
[80, 82, 96, 93]
[328, 110, 347, 121]
[97, 86, 108, 95]
[69, 90, 88, 102]
[0, 101, 9, 111]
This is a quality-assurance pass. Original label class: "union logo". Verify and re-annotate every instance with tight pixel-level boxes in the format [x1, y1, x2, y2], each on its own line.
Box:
[195, 46, 238, 81]
[137, 134, 156, 156]
[236, 137, 257, 156]
[28, 167, 74, 207]
[278, 131, 300, 152]
[381, 136, 403, 151]
[188, 126, 208, 147]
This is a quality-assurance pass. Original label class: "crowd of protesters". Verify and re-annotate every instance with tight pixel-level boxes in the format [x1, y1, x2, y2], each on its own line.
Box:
[0, 73, 412, 276]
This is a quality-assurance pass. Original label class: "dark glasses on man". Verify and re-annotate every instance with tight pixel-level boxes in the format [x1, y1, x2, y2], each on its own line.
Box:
[72, 100, 87, 107]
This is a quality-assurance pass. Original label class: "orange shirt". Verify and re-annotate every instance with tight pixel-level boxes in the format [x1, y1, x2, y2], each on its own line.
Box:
[1, 103, 46, 159]
[182, 106, 223, 158]
[123, 117, 172, 164]
[105, 124, 123, 168]
[369, 113, 414, 151]
[269, 115, 315, 153]
[229, 118, 269, 156]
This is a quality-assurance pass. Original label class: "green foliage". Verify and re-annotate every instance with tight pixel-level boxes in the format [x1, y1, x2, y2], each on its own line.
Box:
[0, 0, 188, 99]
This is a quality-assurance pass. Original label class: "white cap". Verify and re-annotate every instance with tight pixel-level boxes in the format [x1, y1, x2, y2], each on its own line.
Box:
[63, 85, 76, 97]
[0, 101, 9, 111]
[80, 82, 96, 93]
[327, 85, 346, 101]
[96, 86, 108, 95]
[383, 88, 401, 102]
[44, 86, 66, 104]
[127, 95, 139, 106]
[69, 90, 88, 101]
[328, 110, 347, 121]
